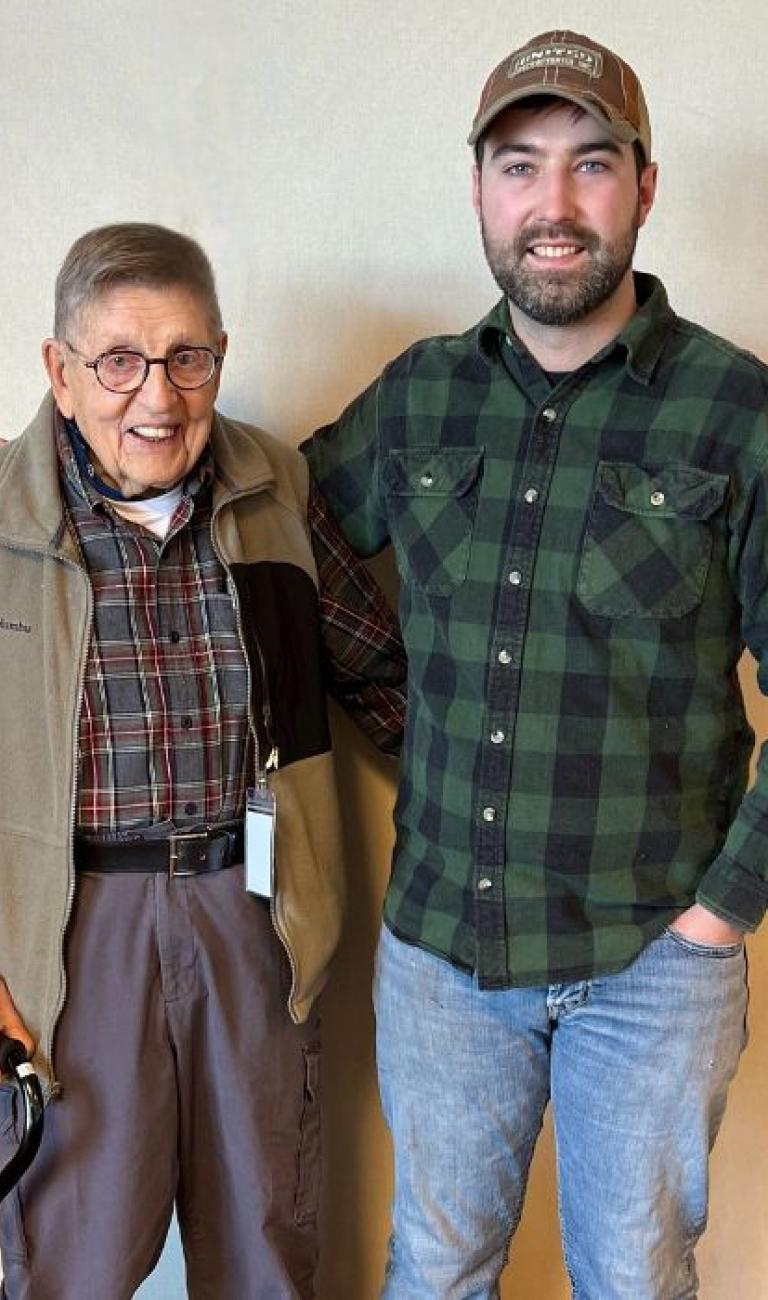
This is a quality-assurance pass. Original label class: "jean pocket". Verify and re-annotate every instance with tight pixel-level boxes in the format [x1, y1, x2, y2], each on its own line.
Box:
[293, 1043, 321, 1226]
[577, 461, 728, 618]
[383, 446, 484, 594]
[664, 927, 744, 959]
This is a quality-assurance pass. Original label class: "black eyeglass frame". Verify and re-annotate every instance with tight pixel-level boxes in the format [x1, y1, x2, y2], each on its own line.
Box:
[63, 340, 224, 393]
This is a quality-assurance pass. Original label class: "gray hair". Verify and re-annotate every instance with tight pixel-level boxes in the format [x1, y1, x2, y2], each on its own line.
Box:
[53, 222, 223, 339]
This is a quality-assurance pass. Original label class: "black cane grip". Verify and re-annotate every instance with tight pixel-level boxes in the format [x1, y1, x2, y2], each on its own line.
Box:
[0, 1030, 44, 1204]
[0, 1035, 28, 1077]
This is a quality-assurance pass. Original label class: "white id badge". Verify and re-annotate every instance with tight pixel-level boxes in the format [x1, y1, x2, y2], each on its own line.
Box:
[245, 785, 276, 898]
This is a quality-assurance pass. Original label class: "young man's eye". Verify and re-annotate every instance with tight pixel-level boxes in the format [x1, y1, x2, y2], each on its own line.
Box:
[578, 159, 608, 173]
[503, 162, 533, 177]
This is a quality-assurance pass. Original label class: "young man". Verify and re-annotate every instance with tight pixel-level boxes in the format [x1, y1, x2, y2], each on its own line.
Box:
[305, 30, 767, 1298]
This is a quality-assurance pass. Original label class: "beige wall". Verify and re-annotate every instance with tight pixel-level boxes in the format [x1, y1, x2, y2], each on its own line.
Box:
[1, 2, 766, 1296]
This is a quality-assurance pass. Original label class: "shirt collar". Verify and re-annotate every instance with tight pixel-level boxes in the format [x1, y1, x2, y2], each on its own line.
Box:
[475, 272, 676, 386]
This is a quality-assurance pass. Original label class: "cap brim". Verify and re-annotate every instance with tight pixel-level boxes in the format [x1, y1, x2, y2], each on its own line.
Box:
[467, 87, 638, 148]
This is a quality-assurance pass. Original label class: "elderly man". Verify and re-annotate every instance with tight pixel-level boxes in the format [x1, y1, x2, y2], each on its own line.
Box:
[0, 222, 405, 1298]
[305, 29, 767, 1300]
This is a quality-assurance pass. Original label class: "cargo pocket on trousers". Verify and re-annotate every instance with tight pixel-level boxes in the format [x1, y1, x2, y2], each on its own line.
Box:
[0, 1083, 28, 1264]
[293, 1044, 321, 1226]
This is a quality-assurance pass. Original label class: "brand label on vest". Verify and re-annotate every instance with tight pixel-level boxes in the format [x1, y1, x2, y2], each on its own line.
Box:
[0, 616, 32, 634]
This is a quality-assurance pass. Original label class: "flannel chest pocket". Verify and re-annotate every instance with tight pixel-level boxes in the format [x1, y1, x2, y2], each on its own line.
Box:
[382, 447, 484, 594]
[576, 461, 728, 618]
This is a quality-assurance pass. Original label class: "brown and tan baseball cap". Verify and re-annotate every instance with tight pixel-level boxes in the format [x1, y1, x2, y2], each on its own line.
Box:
[468, 30, 651, 162]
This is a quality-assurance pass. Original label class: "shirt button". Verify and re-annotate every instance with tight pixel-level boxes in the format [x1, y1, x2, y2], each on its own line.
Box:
[478, 877, 493, 891]
[181, 716, 193, 730]
[482, 807, 496, 822]
[508, 570, 522, 586]
[419, 473, 434, 488]
[498, 649, 512, 665]
[650, 490, 665, 507]
[184, 801, 198, 816]
[542, 407, 557, 423]
[524, 488, 539, 504]
[490, 729, 505, 744]
[170, 630, 181, 644]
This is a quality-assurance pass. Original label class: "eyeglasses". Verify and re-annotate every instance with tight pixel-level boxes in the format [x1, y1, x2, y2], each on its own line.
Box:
[64, 341, 223, 393]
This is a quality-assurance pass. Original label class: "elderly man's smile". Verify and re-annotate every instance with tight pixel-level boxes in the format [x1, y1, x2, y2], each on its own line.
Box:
[127, 423, 182, 443]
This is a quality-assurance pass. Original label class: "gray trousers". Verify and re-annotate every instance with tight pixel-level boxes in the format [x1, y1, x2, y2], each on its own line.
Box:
[0, 865, 321, 1299]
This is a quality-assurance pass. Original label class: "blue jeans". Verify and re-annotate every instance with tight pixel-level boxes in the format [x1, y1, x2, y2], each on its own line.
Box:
[374, 923, 748, 1299]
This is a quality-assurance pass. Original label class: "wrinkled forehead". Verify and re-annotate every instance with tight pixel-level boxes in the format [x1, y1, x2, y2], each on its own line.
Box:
[72, 281, 219, 348]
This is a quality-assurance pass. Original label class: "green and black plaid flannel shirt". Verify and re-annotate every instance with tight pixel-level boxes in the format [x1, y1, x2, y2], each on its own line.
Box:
[305, 273, 768, 988]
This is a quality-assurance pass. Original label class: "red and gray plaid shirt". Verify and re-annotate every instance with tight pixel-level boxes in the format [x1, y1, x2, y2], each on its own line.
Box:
[56, 415, 405, 837]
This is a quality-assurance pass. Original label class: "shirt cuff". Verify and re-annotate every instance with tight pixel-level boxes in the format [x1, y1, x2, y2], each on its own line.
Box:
[696, 853, 768, 932]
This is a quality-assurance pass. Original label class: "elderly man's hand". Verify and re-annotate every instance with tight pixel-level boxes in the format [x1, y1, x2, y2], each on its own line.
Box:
[0, 975, 35, 1074]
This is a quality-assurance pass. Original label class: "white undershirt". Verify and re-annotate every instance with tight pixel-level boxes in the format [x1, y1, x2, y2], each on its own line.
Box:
[110, 484, 184, 539]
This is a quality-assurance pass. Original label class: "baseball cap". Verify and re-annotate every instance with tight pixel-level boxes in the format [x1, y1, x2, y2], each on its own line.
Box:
[468, 30, 651, 162]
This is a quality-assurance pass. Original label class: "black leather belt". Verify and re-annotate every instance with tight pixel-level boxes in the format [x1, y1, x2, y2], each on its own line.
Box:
[74, 824, 245, 878]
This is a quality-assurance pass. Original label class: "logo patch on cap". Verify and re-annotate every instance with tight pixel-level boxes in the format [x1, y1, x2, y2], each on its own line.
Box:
[508, 42, 604, 81]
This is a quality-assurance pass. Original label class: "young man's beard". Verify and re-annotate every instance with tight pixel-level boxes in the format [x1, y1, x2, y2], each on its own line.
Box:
[481, 216, 640, 327]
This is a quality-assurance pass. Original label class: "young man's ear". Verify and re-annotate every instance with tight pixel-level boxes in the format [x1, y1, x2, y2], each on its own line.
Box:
[637, 162, 659, 229]
[472, 164, 482, 219]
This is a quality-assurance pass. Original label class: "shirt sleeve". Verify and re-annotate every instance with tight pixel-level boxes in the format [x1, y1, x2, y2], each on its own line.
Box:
[308, 480, 405, 757]
[301, 379, 390, 558]
[696, 460, 768, 930]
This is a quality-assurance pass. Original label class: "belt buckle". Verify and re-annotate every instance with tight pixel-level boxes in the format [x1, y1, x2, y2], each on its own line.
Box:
[169, 829, 210, 878]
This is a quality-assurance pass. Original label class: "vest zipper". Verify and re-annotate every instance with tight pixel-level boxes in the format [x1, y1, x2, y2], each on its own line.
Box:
[210, 505, 300, 1010]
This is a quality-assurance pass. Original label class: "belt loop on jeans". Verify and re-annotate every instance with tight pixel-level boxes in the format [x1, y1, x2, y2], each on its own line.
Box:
[74, 822, 245, 877]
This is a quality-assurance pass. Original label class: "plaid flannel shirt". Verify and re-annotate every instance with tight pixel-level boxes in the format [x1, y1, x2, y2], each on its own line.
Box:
[305, 273, 768, 988]
[57, 415, 405, 837]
